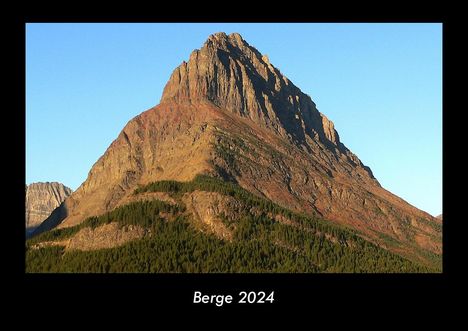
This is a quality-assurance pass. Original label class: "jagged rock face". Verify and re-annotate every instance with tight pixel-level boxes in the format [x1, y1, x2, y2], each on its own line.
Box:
[161, 33, 368, 167]
[34, 32, 441, 265]
[25, 182, 72, 233]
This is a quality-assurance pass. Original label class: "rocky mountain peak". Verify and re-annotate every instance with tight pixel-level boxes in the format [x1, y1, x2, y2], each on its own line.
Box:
[161, 32, 346, 151]
[30, 32, 441, 267]
[25, 182, 72, 234]
[205, 32, 246, 48]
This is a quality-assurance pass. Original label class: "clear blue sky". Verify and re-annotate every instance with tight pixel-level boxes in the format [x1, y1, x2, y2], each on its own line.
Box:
[26, 23, 442, 216]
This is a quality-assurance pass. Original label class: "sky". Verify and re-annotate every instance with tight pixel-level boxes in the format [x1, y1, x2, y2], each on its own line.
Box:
[26, 23, 442, 216]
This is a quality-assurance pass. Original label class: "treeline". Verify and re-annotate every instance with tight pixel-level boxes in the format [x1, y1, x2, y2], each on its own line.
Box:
[28, 200, 183, 245]
[26, 213, 427, 273]
[26, 186, 430, 273]
[26, 214, 321, 273]
[136, 175, 352, 237]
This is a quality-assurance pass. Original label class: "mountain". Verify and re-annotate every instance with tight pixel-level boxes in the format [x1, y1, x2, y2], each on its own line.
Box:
[27, 176, 431, 272]
[25, 182, 72, 235]
[28, 32, 442, 272]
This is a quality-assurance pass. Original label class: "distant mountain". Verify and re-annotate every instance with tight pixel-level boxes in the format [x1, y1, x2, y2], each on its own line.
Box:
[28, 32, 442, 272]
[25, 182, 72, 235]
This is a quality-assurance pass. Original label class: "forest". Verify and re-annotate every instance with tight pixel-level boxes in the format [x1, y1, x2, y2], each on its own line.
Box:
[26, 175, 433, 273]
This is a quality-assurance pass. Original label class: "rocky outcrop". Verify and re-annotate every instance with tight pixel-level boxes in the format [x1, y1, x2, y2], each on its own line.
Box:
[33, 32, 441, 266]
[161, 33, 365, 164]
[67, 223, 147, 251]
[25, 182, 72, 234]
[31, 222, 147, 251]
[182, 191, 245, 240]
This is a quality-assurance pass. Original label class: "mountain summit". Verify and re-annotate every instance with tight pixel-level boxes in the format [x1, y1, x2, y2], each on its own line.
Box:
[162, 33, 367, 163]
[32, 33, 441, 268]
[25, 182, 72, 235]
[162, 32, 335, 140]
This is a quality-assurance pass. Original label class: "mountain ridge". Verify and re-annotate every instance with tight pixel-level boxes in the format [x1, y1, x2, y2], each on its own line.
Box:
[31, 32, 441, 269]
[26, 182, 72, 234]
[161, 33, 374, 176]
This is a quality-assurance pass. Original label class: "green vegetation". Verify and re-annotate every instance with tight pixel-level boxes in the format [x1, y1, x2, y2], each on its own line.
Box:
[26, 215, 322, 273]
[417, 216, 443, 233]
[214, 142, 239, 173]
[26, 175, 434, 273]
[27, 200, 183, 246]
[371, 228, 442, 271]
[136, 175, 351, 235]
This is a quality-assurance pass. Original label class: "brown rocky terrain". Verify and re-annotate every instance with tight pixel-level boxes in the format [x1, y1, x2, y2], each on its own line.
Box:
[31, 222, 147, 252]
[33, 32, 441, 267]
[26, 182, 72, 234]
[181, 191, 242, 241]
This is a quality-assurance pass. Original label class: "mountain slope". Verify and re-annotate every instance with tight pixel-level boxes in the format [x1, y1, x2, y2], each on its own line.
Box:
[25, 182, 72, 234]
[27, 176, 432, 272]
[32, 32, 441, 270]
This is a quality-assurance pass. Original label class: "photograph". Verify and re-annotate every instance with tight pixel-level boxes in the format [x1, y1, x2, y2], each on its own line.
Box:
[25, 23, 442, 274]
